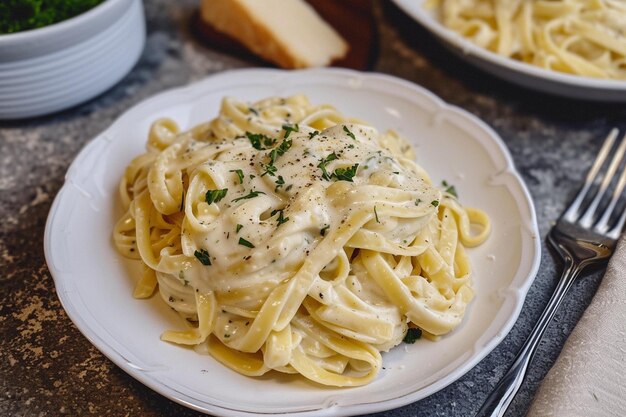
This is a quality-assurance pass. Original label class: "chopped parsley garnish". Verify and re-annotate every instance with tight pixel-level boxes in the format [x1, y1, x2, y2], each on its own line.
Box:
[230, 169, 244, 184]
[245, 132, 276, 150]
[261, 163, 277, 177]
[268, 138, 292, 165]
[274, 175, 285, 191]
[415, 198, 422, 206]
[180, 190, 185, 212]
[248, 107, 258, 115]
[308, 130, 320, 139]
[431, 200, 439, 207]
[285, 184, 293, 192]
[320, 225, 330, 236]
[268, 149, 279, 165]
[403, 328, 422, 344]
[333, 164, 359, 182]
[205, 189, 228, 205]
[232, 190, 266, 202]
[282, 123, 299, 138]
[238, 237, 255, 248]
[343, 125, 356, 140]
[318, 152, 338, 180]
[442, 180, 458, 198]
[276, 138, 292, 156]
[236, 224, 243, 233]
[275, 210, 289, 227]
[194, 249, 211, 266]
[348, 144, 355, 149]
[374, 206, 380, 223]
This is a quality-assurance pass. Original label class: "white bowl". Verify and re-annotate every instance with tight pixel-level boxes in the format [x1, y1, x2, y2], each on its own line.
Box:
[0, 0, 145, 119]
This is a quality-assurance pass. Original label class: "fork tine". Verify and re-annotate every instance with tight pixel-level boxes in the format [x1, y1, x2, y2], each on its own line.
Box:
[608, 201, 626, 239]
[563, 128, 619, 222]
[580, 130, 626, 228]
[595, 132, 626, 234]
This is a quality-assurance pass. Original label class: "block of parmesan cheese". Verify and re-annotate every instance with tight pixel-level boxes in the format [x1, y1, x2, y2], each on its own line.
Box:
[200, 0, 349, 69]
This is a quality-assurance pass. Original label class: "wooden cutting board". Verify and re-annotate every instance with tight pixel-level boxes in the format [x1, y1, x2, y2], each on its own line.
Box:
[192, 0, 377, 70]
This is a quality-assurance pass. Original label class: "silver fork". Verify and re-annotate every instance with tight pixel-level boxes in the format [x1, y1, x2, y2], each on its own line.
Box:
[476, 128, 626, 417]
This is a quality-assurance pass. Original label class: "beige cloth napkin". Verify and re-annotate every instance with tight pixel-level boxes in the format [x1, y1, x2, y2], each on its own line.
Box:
[526, 237, 626, 417]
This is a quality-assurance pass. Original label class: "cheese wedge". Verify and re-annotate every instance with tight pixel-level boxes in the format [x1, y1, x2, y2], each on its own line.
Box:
[200, 0, 349, 69]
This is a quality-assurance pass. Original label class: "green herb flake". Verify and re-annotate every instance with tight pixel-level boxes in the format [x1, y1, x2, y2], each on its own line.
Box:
[343, 125, 356, 140]
[194, 249, 212, 266]
[431, 200, 439, 207]
[263, 136, 277, 148]
[236, 224, 243, 233]
[308, 130, 320, 139]
[180, 190, 185, 212]
[248, 107, 258, 116]
[282, 123, 299, 138]
[320, 225, 330, 236]
[318, 152, 338, 180]
[245, 132, 275, 150]
[403, 328, 422, 344]
[205, 189, 228, 205]
[274, 175, 285, 191]
[333, 164, 359, 182]
[276, 139, 292, 156]
[230, 169, 245, 184]
[238, 237, 255, 248]
[232, 190, 266, 202]
[374, 206, 380, 223]
[268, 149, 279, 165]
[267, 139, 293, 166]
[441, 180, 458, 198]
[261, 163, 277, 177]
[415, 198, 422, 206]
[276, 210, 289, 227]
[285, 184, 293, 192]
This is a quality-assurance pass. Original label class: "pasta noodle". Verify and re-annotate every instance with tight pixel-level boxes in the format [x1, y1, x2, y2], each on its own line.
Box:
[113, 95, 490, 386]
[430, 0, 626, 79]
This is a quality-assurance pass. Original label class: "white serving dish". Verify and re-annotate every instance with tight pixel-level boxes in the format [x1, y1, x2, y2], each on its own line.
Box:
[44, 68, 541, 416]
[391, 0, 626, 102]
[0, 0, 145, 120]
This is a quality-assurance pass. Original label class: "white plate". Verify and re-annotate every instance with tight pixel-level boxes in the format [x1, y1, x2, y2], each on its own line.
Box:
[391, 0, 626, 102]
[44, 68, 540, 417]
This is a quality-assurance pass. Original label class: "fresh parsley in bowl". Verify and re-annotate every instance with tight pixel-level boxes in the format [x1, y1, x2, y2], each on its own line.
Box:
[0, 0, 107, 34]
[0, 0, 144, 119]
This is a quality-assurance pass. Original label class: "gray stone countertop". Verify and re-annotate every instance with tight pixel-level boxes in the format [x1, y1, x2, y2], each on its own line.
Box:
[2, 1, 625, 416]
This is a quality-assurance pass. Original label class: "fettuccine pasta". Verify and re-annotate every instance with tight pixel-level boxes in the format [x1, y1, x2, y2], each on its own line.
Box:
[113, 95, 490, 386]
[430, 0, 626, 79]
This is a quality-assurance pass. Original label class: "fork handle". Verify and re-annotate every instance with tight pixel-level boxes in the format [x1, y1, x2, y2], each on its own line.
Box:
[475, 259, 584, 417]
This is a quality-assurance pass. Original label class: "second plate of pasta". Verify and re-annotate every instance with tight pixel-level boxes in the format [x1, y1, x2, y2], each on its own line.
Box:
[45, 68, 540, 416]
[392, 0, 626, 101]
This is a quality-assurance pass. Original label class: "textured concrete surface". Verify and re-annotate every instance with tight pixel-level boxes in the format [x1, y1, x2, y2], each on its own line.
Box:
[2, 1, 626, 416]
